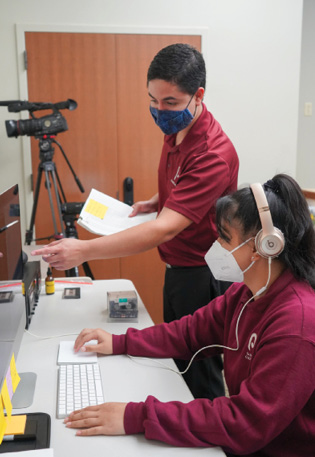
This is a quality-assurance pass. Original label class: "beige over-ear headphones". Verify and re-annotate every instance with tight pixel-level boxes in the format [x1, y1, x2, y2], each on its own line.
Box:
[250, 183, 285, 258]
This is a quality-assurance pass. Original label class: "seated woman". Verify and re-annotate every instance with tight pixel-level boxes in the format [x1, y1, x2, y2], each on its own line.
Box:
[64, 173, 315, 457]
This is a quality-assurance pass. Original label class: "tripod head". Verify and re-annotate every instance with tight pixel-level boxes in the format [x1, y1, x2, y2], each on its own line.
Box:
[38, 136, 55, 162]
[61, 202, 84, 239]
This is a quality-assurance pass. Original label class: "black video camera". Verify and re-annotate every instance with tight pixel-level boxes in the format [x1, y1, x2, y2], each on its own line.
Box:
[0, 99, 77, 138]
[61, 202, 84, 216]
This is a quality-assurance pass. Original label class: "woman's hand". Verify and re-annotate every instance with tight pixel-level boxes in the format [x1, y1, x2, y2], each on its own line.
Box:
[74, 328, 113, 355]
[64, 403, 127, 436]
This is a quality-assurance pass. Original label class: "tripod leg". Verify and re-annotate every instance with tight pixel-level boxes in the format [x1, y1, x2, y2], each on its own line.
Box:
[82, 261, 95, 280]
[63, 217, 94, 279]
[65, 266, 80, 277]
[44, 169, 60, 236]
[25, 165, 43, 245]
[49, 166, 66, 237]
[65, 262, 94, 279]
[54, 167, 67, 203]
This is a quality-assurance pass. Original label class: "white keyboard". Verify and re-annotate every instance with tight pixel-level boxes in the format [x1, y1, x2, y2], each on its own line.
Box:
[57, 363, 104, 419]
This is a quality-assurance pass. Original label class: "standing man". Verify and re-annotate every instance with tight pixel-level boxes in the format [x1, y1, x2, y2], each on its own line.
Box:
[32, 43, 239, 400]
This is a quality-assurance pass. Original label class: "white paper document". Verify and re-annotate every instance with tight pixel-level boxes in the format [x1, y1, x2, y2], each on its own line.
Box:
[77, 188, 157, 236]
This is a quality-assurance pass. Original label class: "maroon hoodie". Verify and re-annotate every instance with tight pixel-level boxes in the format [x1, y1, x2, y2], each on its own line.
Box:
[113, 270, 315, 456]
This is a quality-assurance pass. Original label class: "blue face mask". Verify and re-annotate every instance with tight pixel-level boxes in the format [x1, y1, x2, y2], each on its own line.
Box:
[149, 95, 195, 135]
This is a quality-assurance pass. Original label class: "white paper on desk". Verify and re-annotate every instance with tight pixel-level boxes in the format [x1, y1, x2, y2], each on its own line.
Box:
[0, 450, 53, 456]
[77, 188, 157, 236]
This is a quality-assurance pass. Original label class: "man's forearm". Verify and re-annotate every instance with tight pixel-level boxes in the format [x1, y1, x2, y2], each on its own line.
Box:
[84, 218, 170, 261]
[31, 207, 192, 270]
[84, 206, 191, 261]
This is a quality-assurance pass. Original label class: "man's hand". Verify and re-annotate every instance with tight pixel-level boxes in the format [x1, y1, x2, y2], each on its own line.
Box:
[129, 194, 159, 217]
[74, 328, 113, 355]
[64, 403, 127, 436]
[31, 238, 87, 270]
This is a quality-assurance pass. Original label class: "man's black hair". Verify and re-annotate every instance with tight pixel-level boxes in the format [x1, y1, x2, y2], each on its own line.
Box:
[147, 43, 206, 95]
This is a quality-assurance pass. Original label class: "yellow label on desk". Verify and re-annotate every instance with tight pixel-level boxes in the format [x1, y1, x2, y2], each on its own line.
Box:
[0, 401, 6, 444]
[1, 379, 12, 420]
[4, 414, 26, 435]
[10, 354, 20, 394]
[85, 199, 108, 220]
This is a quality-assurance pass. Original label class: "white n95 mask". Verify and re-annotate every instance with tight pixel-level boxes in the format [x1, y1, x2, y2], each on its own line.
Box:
[205, 239, 254, 283]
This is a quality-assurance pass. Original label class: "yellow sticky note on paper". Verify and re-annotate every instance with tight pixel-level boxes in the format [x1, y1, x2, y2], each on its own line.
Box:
[1, 378, 12, 420]
[0, 401, 6, 445]
[10, 354, 21, 393]
[85, 199, 108, 220]
[4, 414, 27, 435]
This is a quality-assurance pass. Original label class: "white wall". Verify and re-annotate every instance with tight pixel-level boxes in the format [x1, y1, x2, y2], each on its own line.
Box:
[297, 0, 315, 189]
[0, 0, 304, 235]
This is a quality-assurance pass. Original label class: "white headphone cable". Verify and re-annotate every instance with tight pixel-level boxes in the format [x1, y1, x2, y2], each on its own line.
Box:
[128, 257, 272, 376]
[25, 329, 79, 340]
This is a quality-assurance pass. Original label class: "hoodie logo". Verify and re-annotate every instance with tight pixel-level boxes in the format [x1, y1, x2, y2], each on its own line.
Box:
[245, 333, 257, 361]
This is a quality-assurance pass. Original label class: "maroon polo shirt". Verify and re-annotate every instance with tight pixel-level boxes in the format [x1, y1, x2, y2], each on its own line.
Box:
[158, 103, 239, 266]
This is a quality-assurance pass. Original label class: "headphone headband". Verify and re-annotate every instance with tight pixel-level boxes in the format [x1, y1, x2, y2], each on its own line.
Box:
[250, 183, 285, 258]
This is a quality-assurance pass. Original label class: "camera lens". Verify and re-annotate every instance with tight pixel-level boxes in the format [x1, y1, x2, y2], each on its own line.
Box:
[5, 120, 18, 137]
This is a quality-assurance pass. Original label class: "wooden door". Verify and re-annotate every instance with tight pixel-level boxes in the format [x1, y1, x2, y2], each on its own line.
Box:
[25, 32, 121, 282]
[25, 32, 201, 323]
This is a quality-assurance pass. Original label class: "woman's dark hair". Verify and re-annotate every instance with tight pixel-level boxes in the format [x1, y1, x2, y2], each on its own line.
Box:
[147, 43, 206, 95]
[216, 173, 315, 289]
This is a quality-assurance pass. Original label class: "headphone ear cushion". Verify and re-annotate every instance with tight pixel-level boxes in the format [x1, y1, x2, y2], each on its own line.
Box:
[255, 228, 285, 258]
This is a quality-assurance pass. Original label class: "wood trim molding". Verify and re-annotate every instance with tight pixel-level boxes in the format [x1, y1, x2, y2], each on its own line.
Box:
[302, 189, 315, 200]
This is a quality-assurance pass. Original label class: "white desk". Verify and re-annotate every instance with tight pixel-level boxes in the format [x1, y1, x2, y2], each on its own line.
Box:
[15, 278, 225, 456]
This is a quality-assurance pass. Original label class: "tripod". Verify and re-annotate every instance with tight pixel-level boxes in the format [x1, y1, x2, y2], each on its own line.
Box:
[62, 211, 94, 279]
[26, 136, 66, 244]
[25, 135, 94, 279]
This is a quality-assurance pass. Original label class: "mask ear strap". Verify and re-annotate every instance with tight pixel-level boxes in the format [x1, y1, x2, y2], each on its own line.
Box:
[229, 237, 254, 254]
[185, 94, 195, 109]
[186, 94, 197, 118]
[242, 259, 255, 274]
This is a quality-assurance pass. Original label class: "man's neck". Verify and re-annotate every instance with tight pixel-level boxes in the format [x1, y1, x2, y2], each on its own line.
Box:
[175, 103, 203, 145]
